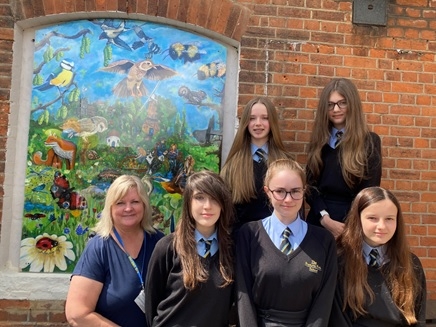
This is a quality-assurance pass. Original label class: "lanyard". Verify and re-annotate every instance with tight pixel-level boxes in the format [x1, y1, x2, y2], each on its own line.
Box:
[113, 228, 145, 288]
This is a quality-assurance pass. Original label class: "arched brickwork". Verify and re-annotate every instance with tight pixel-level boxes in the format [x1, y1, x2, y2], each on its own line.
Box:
[12, 0, 251, 42]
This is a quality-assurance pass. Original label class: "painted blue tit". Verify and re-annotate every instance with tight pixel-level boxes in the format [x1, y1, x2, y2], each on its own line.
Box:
[35, 59, 75, 91]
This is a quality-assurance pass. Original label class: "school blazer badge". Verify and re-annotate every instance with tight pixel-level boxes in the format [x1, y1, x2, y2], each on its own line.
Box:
[305, 260, 322, 273]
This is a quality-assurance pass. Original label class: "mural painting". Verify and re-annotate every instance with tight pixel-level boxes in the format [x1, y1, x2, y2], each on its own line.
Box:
[19, 19, 228, 273]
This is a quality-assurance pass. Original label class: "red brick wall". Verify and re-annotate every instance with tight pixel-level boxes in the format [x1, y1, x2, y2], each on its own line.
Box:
[0, 300, 67, 327]
[236, 0, 436, 308]
[1, 0, 436, 324]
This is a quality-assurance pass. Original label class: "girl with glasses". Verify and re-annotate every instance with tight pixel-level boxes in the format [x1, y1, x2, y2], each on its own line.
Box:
[306, 78, 382, 238]
[236, 159, 337, 326]
[329, 187, 426, 326]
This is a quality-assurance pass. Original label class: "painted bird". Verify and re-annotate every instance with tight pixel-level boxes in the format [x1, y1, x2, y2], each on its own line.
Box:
[60, 116, 108, 140]
[98, 20, 132, 51]
[93, 19, 132, 51]
[35, 59, 75, 91]
[178, 86, 207, 106]
[100, 59, 177, 97]
[131, 24, 153, 50]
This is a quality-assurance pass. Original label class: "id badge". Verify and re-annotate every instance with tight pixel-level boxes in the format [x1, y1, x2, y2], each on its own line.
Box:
[134, 288, 146, 313]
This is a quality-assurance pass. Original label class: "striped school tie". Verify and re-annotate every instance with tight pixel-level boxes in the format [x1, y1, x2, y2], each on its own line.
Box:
[202, 239, 212, 258]
[255, 148, 267, 163]
[279, 228, 293, 255]
[369, 249, 380, 268]
[334, 131, 343, 148]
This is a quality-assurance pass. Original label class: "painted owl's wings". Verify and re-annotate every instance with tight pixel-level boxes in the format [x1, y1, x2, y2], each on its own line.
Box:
[100, 60, 135, 74]
[144, 64, 177, 81]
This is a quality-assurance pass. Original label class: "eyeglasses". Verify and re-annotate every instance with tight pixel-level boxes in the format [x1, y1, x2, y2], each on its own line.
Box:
[328, 100, 347, 111]
[266, 187, 304, 201]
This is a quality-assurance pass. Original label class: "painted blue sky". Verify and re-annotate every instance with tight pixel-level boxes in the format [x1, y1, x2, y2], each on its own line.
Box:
[32, 19, 228, 131]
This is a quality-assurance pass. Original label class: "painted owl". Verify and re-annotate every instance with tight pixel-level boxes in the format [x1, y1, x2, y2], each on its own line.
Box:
[60, 116, 108, 139]
[100, 59, 177, 97]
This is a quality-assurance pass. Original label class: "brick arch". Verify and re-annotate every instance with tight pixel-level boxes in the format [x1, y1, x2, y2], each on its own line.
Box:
[13, 0, 251, 42]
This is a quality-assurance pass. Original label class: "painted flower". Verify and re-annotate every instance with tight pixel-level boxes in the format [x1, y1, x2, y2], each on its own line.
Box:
[20, 233, 76, 272]
[75, 224, 89, 236]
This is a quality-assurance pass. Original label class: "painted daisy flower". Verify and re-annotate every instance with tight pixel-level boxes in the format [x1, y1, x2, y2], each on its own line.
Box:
[20, 233, 76, 272]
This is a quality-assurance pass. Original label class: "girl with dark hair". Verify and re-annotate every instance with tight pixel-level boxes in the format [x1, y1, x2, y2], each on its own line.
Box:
[221, 97, 293, 230]
[145, 170, 234, 326]
[329, 187, 426, 326]
[306, 78, 382, 238]
[236, 159, 337, 326]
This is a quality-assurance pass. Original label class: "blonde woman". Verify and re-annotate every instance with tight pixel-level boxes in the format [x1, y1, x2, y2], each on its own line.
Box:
[66, 175, 164, 327]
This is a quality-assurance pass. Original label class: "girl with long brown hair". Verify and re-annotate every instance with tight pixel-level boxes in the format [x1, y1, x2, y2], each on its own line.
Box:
[306, 78, 382, 238]
[220, 97, 293, 230]
[329, 187, 426, 326]
[145, 170, 234, 326]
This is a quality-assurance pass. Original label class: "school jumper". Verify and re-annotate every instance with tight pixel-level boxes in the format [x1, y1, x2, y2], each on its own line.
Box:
[329, 253, 426, 327]
[234, 159, 270, 230]
[236, 220, 338, 327]
[306, 132, 382, 226]
[144, 234, 234, 327]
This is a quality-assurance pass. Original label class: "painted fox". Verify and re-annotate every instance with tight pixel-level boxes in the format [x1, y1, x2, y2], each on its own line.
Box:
[33, 135, 77, 170]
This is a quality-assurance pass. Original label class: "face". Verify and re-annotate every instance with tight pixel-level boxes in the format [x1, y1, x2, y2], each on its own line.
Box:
[191, 191, 221, 238]
[264, 169, 304, 224]
[328, 91, 348, 130]
[248, 102, 270, 147]
[111, 187, 144, 230]
[360, 199, 397, 247]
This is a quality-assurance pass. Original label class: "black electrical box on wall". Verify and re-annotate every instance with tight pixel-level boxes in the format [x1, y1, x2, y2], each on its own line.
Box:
[352, 0, 387, 26]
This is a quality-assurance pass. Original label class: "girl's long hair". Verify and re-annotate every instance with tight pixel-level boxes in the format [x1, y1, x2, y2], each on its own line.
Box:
[220, 97, 292, 203]
[174, 171, 234, 290]
[306, 78, 376, 188]
[337, 187, 420, 324]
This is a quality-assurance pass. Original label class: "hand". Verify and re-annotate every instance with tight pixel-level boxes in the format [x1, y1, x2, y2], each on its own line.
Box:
[320, 215, 344, 239]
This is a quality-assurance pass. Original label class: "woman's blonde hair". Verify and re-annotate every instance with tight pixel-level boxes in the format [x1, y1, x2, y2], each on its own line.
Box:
[93, 175, 155, 237]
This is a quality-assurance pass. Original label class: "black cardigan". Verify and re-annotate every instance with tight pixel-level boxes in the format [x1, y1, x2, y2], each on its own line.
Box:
[233, 159, 270, 230]
[306, 132, 382, 226]
[329, 253, 426, 327]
